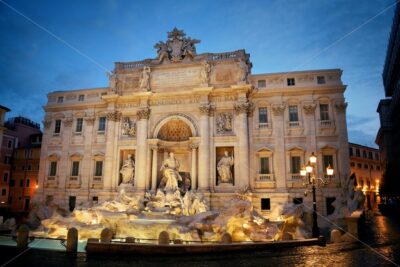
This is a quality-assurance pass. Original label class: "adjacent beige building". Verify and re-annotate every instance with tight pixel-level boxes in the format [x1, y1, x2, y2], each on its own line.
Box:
[36, 29, 350, 217]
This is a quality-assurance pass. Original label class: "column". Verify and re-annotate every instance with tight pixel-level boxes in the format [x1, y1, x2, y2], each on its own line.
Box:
[103, 111, 121, 191]
[234, 102, 251, 188]
[135, 107, 150, 192]
[150, 145, 158, 192]
[198, 104, 211, 191]
[190, 142, 198, 191]
[271, 104, 286, 188]
[335, 101, 349, 186]
[81, 116, 95, 192]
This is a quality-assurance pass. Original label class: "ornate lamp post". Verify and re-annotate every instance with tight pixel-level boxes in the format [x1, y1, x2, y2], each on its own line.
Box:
[300, 152, 334, 238]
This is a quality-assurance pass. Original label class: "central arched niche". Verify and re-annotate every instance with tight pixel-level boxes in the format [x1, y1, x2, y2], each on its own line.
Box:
[157, 119, 192, 142]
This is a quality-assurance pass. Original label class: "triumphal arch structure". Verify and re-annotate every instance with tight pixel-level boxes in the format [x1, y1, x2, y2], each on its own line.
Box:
[37, 28, 350, 215]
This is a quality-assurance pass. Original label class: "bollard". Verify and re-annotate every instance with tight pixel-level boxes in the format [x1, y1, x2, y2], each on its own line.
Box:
[87, 238, 99, 243]
[173, 239, 183, 244]
[16, 225, 29, 248]
[66, 227, 78, 253]
[100, 228, 113, 243]
[158, 231, 170, 245]
[125, 237, 135, 243]
[220, 232, 232, 244]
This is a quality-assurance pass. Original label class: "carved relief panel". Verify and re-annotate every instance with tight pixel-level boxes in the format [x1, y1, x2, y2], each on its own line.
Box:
[215, 112, 234, 135]
[121, 117, 136, 137]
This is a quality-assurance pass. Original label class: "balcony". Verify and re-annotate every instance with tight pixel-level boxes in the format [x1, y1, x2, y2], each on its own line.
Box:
[258, 122, 270, 129]
[45, 175, 58, 188]
[92, 176, 103, 189]
[288, 121, 300, 127]
[68, 175, 81, 188]
[318, 120, 335, 128]
[254, 173, 275, 189]
[286, 173, 304, 188]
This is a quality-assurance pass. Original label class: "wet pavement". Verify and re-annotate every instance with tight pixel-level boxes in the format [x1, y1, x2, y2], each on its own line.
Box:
[1, 214, 399, 267]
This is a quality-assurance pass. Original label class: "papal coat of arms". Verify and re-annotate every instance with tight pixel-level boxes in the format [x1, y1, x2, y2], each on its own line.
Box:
[154, 28, 200, 63]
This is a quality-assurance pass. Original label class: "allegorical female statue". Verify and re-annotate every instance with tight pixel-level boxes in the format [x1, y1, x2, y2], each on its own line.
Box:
[139, 66, 151, 91]
[160, 152, 182, 191]
[120, 154, 135, 184]
[217, 151, 234, 184]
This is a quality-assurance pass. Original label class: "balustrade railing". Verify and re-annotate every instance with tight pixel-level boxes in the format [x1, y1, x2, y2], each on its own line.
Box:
[257, 174, 273, 181]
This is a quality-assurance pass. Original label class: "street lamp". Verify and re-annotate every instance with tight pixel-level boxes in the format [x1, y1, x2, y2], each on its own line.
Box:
[300, 152, 334, 238]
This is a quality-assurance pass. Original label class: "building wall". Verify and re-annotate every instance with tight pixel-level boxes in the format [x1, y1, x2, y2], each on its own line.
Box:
[349, 143, 383, 209]
[8, 147, 41, 212]
[36, 42, 349, 219]
[0, 130, 17, 209]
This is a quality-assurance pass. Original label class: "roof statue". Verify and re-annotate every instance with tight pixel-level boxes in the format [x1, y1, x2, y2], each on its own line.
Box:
[154, 28, 201, 63]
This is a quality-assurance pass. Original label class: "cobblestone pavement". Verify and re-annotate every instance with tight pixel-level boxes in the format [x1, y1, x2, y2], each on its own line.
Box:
[1, 214, 399, 267]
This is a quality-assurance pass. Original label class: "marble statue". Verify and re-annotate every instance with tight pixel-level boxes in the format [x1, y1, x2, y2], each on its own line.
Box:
[238, 59, 249, 82]
[160, 152, 182, 191]
[154, 28, 201, 62]
[217, 151, 234, 183]
[216, 113, 233, 133]
[139, 66, 151, 91]
[200, 61, 212, 84]
[120, 154, 135, 184]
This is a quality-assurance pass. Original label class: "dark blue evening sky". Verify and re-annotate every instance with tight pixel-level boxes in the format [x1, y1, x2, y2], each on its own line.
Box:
[0, 0, 396, 147]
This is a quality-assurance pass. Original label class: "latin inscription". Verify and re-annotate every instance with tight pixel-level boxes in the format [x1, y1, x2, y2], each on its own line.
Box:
[151, 67, 201, 88]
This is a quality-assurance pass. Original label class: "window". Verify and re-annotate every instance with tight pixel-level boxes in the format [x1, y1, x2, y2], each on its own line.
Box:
[19, 179, 23, 187]
[258, 108, 268, 124]
[356, 149, 360, 157]
[92, 196, 99, 204]
[25, 149, 32, 159]
[349, 147, 353, 156]
[7, 140, 13, 149]
[257, 80, 266, 88]
[8, 196, 12, 204]
[350, 162, 355, 167]
[377, 166, 381, 171]
[362, 150, 367, 158]
[375, 153, 379, 161]
[288, 106, 299, 122]
[261, 198, 271, 210]
[3, 172, 9, 182]
[57, 96, 64, 103]
[364, 164, 368, 169]
[357, 163, 362, 168]
[78, 95, 85, 101]
[319, 104, 329, 120]
[27, 165, 32, 171]
[75, 118, 83, 132]
[317, 76, 326, 84]
[1, 189, 6, 196]
[326, 197, 336, 215]
[4, 156, 11, 164]
[260, 157, 270, 174]
[22, 165, 25, 171]
[290, 156, 301, 173]
[71, 161, 80, 176]
[368, 151, 373, 160]
[293, 198, 303, 205]
[49, 161, 57, 176]
[287, 78, 295, 86]
[26, 179, 30, 187]
[9, 180, 15, 187]
[95, 161, 103, 176]
[323, 155, 333, 169]
[54, 119, 61, 134]
[98, 117, 106, 132]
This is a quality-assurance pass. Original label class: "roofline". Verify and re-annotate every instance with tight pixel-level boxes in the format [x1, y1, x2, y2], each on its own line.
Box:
[0, 105, 11, 112]
[48, 87, 108, 95]
[251, 68, 342, 77]
[348, 142, 379, 150]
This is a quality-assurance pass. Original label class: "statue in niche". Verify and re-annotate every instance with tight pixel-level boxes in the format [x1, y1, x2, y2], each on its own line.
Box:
[238, 59, 249, 83]
[216, 113, 233, 133]
[139, 66, 151, 91]
[121, 117, 136, 137]
[217, 151, 234, 184]
[200, 61, 212, 84]
[159, 152, 182, 191]
[120, 154, 135, 184]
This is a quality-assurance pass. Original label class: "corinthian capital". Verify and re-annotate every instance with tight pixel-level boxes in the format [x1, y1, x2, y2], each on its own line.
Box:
[199, 104, 213, 116]
[335, 101, 348, 113]
[303, 103, 316, 115]
[106, 111, 122, 121]
[84, 116, 95, 125]
[63, 117, 73, 127]
[137, 107, 151, 120]
[271, 104, 286, 116]
[234, 101, 253, 115]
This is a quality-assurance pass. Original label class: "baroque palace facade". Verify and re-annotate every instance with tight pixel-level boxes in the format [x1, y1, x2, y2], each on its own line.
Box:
[36, 29, 350, 216]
